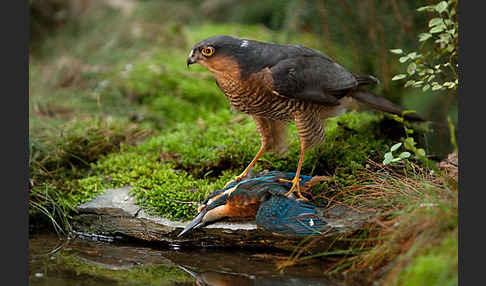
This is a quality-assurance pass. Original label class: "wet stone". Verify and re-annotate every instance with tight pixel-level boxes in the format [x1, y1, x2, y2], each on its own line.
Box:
[72, 187, 371, 254]
[77, 187, 140, 217]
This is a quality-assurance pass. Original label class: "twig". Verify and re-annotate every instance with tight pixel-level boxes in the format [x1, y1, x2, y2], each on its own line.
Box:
[167, 199, 200, 206]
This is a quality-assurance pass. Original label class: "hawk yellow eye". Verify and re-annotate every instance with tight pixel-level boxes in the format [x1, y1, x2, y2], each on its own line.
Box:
[201, 47, 215, 57]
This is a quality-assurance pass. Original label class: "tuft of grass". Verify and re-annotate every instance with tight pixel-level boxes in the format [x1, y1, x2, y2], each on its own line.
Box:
[281, 159, 457, 285]
[29, 117, 151, 232]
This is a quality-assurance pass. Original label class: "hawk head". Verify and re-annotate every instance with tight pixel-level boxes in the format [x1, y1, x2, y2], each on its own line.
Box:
[186, 35, 261, 76]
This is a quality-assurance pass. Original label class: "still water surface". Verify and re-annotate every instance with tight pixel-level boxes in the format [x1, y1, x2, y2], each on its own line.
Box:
[29, 232, 361, 286]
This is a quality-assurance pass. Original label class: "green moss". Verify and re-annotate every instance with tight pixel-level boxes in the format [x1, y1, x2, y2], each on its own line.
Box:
[76, 157, 238, 220]
[71, 109, 260, 220]
[29, 117, 151, 232]
[68, 110, 408, 221]
[396, 235, 458, 286]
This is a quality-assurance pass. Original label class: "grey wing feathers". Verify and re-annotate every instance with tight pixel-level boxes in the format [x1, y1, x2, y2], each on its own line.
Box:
[269, 55, 358, 105]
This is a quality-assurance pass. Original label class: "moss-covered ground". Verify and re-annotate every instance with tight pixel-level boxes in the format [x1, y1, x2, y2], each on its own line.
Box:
[29, 1, 457, 285]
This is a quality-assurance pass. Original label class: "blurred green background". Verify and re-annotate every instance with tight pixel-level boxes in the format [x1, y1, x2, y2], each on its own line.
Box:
[29, 0, 457, 158]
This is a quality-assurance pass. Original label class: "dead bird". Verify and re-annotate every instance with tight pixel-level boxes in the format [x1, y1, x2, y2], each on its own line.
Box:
[178, 171, 330, 237]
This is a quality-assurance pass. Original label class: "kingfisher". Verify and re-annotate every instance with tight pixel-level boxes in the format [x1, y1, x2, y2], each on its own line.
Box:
[178, 171, 330, 237]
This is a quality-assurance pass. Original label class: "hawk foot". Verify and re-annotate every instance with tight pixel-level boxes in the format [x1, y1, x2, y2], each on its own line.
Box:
[279, 177, 306, 199]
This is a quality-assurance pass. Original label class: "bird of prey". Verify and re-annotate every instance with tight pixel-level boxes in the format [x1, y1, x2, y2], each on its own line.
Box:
[186, 35, 421, 199]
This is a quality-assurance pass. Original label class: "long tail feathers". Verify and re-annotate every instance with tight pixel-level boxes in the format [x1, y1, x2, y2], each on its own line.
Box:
[351, 90, 424, 122]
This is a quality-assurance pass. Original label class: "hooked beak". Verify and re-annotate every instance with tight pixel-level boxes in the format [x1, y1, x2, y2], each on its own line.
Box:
[186, 49, 198, 67]
[178, 206, 208, 237]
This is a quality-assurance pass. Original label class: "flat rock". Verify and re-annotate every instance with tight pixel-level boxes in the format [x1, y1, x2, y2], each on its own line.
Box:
[72, 187, 373, 254]
[77, 187, 140, 216]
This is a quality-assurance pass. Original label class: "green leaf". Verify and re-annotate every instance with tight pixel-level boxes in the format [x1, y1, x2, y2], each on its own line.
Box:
[450, 7, 456, 16]
[417, 5, 434, 12]
[404, 137, 416, 150]
[391, 114, 404, 123]
[412, 81, 424, 87]
[419, 33, 432, 42]
[407, 62, 417, 75]
[383, 152, 393, 165]
[422, 84, 430, 91]
[435, 1, 448, 13]
[399, 152, 411, 159]
[428, 18, 443, 27]
[402, 110, 418, 118]
[432, 84, 443, 91]
[392, 74, 407, 81]
[404, 80, 415, 88]
[446, 44, 455, 52]
[444, 19, 454, 26]
[407, 52, 417, 59]
[416, 148, 426, 157]
[390, 49, 403, 54]
[391, 143, 402, 152]
[399, 56, 409, 63]
[430, 25, 445, 33]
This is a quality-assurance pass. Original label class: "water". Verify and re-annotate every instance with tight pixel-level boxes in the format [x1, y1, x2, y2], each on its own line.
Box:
[29, 232, 363, 286]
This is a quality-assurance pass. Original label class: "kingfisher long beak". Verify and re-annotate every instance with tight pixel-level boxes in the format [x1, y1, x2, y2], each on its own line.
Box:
[178, 206, 208, 237]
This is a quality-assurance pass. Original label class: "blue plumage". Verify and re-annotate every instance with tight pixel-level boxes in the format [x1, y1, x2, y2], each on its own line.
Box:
[202, 171, 313, 203]
[256, 195, 327, 236]
[227, 171, 313, 190]
[178, 171, 328, 237]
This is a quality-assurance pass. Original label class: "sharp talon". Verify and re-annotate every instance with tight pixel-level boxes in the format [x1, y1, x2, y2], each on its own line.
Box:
[283, 177, 305, 199]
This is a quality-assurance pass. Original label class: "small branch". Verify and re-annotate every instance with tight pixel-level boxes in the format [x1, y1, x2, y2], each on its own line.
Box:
[167, 199, 200, 206]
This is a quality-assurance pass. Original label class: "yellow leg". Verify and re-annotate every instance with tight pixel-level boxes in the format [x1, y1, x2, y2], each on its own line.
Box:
[224, 145, 266, 187]
[281, 142, 306, 199]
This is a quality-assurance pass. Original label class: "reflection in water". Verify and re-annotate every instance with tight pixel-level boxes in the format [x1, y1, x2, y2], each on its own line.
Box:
[178, 265, 337, 286]
[29, 232, 359, 286]
[179, 265, 255, 286]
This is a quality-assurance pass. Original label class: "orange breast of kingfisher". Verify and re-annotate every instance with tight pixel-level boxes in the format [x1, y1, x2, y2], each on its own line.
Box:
[225, 194, 263, 218]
